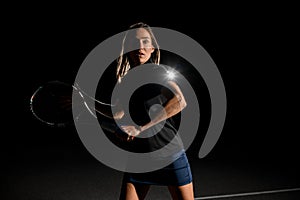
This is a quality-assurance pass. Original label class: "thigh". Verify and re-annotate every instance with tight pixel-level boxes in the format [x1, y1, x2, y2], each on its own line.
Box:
[168, 182, 194, 200]
[119, 182, 150, 200]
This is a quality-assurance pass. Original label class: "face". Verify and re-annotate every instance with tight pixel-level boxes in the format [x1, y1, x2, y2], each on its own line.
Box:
[127, 28, 155, 66]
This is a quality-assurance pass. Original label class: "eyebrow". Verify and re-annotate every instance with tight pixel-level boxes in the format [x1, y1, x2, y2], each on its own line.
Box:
[136, 37, 151, 39]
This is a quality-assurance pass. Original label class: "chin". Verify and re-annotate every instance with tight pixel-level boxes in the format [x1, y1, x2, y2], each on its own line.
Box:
[139, 59, 148, 65]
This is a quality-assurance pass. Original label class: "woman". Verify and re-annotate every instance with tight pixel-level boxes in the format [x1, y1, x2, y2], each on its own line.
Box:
[99, 22, 194, 200]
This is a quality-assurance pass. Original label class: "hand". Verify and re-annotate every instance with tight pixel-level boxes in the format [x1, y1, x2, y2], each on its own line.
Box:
[113, 110, 124, 120]
[113, 99, 124, 120]
[121, 125, 142, 141]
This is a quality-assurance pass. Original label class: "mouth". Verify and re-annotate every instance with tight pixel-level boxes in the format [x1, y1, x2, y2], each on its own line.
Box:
[137, 52, 145, 57]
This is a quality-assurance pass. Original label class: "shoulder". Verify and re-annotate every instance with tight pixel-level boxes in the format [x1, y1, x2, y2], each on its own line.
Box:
[154, 65, 184, 96]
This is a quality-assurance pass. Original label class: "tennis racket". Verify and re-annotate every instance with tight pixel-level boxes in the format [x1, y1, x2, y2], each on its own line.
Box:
[30, 80, 130, 142]
[29, 80, 113, 127]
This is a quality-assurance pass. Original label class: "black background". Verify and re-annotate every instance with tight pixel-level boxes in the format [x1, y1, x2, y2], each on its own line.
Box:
[3, 3, 299, 173]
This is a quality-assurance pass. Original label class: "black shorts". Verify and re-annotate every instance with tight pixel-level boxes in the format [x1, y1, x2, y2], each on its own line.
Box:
[123, 152, 193, 186]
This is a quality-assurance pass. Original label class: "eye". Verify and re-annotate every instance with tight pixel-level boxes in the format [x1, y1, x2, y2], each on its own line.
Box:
[142, 39, 151, 45]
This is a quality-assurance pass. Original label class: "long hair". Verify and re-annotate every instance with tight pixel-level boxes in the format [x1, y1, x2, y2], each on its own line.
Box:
[116, 22, 160, 83]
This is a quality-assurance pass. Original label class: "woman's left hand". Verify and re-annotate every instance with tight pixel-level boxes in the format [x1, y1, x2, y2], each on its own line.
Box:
[121, 125, 142, 141]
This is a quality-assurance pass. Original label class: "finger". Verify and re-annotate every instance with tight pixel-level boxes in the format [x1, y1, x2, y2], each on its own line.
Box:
[127, 135, 134, 141]
[127, 136, 132, 141]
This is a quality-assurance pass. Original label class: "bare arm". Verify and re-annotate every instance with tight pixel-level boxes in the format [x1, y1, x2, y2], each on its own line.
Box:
[140, 81, 186, 131]
[121, 81, 186, 140]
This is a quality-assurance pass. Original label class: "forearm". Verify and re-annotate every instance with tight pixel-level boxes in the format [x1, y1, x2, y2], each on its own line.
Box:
[140, 95, 186, 132]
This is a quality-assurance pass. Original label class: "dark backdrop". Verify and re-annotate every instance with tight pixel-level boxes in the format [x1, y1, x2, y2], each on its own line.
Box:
[3, 4, 299, 173]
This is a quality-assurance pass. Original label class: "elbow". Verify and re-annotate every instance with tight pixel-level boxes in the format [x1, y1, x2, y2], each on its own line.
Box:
[175, 94, 187, 110]
[181, 98, 187, 109]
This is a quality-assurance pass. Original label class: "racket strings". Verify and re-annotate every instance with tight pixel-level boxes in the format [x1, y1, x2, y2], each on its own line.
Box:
[30, 91, 67, 126]
[30, 80, 117, 127]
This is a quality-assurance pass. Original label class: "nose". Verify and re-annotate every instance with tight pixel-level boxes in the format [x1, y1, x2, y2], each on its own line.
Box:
[133, 39, 145, 49]
[138, 40, 145, 49]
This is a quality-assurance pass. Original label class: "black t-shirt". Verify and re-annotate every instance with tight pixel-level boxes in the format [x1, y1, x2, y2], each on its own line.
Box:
[98, 64, 184, 156]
